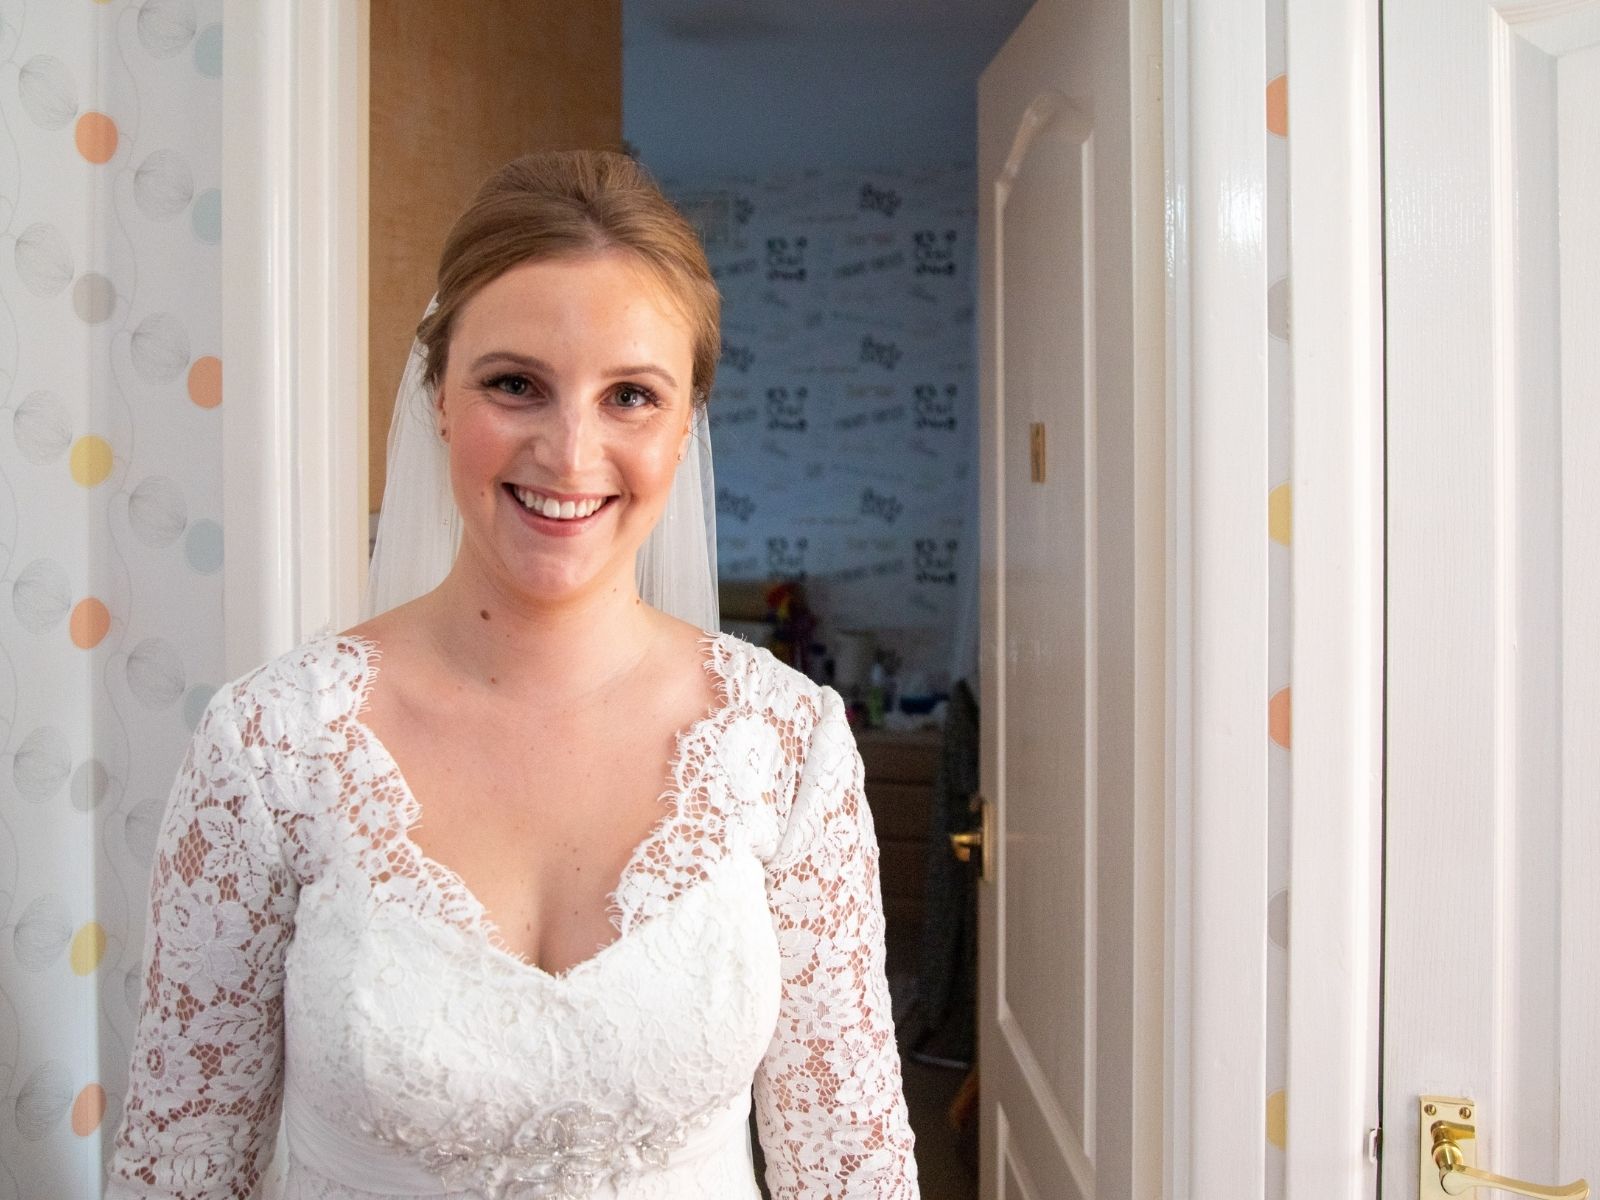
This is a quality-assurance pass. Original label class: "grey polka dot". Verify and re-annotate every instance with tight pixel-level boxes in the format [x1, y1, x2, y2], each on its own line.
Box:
[73, 273, 117, 325]
[1268, 887, 1290, 950]
[182, 683, 217, 731]
[124, 964, 144, 1014]
[191, 187, 220, 244]
[127, 475, 187, 547]
[1268, 277, 1291, 342]
[126, 637, 185, 708]
[14, 391, 72, 464]
[193, 22, 221, 78]
[13, 894, 70, 972]
[124, 796, 165, 867]
[13, 725, 70, 802]
[130, 312, 190, 382]
[14, 223, 73, 297]
[133, 149, 194, 220]
[12, 557, 70, 633]
[184, 518, 222, 573]
[15, 1060, 71, 1139]
[136, 0, 197, 59]
[18, 56, 76, 130]
[70, 758, 110, 812]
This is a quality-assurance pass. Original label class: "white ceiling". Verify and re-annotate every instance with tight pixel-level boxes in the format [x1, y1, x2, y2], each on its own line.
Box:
[623, 0, 1032, 181]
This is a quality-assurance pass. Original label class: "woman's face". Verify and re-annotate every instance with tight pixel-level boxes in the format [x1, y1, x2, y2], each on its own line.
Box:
[437, 250, 696, 609]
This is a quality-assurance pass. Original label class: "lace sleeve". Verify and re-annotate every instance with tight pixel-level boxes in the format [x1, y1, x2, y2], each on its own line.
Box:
[754, 688, 920, 1198]
[106, 693, 297, 1200]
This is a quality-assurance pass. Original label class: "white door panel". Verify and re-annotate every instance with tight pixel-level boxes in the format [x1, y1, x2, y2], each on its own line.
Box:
[1384, 1, 1600, 1193]
[977, 1, 1162, 1196]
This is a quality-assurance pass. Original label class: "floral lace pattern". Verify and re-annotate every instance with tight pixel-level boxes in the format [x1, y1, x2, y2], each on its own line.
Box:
[106, 633, 918, 1199]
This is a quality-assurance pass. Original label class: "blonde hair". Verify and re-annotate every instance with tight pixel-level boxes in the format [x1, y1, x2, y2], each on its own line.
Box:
[417, 150, 720, 404]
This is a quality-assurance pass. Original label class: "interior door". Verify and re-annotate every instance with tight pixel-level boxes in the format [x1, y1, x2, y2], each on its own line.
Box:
[976, 1, 1163, 1196]
[1383, 1, 1600, 1195]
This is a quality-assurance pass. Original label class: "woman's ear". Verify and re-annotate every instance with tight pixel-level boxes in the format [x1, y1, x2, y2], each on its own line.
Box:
[434, 387, 449, 442]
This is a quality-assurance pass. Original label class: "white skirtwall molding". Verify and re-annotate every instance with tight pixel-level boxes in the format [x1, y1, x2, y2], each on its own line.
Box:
[1283, 0, 1384, 1195]
[1164, 0, 1272, 1193]
[222, 0, 368, 681]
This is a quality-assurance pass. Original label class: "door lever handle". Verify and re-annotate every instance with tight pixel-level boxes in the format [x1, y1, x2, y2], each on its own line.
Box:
[1420, 1101, 1590, 1200]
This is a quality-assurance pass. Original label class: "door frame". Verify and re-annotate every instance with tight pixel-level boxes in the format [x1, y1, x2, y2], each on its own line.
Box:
[1282, 0, 1384, 1194]
[1165, 0, 1384, 1195]
[220, 0, 369, 678]
[226, 0, 1387, 1193]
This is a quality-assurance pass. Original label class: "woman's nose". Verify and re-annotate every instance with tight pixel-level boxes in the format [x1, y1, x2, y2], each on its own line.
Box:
[534, 398, 599, 477]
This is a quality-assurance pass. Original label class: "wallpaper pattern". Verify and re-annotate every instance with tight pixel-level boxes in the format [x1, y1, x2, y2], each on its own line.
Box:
[1265, 0, 1293, 1188]
[673, 167, 979, 693]
[0, 1, 224, 1196]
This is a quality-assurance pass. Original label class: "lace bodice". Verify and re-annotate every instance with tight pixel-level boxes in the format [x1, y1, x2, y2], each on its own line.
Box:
[106, 633, 918, 1199]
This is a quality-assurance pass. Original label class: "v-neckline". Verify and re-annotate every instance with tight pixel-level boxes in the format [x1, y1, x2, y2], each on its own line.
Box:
[335, 629, 741, 982]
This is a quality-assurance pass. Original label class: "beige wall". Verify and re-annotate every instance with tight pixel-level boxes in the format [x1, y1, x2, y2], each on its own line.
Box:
[368, 0, 623, 512]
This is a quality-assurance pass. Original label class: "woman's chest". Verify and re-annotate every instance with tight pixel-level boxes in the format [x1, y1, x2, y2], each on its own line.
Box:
[280, 852, 781, 1151]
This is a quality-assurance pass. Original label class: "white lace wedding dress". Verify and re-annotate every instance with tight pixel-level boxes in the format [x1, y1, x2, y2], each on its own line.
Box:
[105, 632, 919, 1200]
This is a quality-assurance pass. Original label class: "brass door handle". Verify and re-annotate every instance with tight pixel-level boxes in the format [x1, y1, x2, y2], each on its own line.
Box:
[1420, 1099, 1590, 1200]
[948, 830, 983, 860]
[948, 794, 993, 882]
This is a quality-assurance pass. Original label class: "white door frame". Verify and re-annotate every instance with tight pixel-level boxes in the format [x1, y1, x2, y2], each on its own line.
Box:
[1282, 0, 1384, 1194]
[221, 0, 368, 679]
[1165, 0, 1383, 1195]
[225, 0, 1385, 1193]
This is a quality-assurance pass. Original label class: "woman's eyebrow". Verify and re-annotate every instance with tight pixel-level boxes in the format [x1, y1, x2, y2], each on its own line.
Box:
[467, 351, 679, 390]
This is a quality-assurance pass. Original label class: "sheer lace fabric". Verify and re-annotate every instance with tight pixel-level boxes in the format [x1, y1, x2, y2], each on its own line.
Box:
[107, 633, 918, 1199]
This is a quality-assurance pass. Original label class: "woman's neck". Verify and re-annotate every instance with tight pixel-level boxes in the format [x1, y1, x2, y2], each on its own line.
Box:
[414, 556, 664, 704]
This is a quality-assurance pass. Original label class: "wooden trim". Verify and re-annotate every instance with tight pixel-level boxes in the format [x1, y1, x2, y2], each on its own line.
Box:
[222, 0, 369, 679]
[1283, 0, 1384, 1193]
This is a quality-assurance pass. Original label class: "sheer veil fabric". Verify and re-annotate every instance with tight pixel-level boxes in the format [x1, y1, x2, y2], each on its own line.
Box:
[363, 305, 720, 631]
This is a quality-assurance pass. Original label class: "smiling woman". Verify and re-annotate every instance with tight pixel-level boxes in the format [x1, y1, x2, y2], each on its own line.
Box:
[106, 150, 920, 1200]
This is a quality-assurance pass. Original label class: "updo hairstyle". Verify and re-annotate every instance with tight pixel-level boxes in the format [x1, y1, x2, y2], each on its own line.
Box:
[416, 150, 721, 406]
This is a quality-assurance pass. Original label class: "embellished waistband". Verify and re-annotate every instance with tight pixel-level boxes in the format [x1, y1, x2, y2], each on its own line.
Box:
[282, 1082, 751, 1199]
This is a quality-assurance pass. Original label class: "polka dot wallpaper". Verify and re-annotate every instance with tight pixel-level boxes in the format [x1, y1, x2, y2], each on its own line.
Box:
[1266, 0, 1292, 1189]
[0, 1, 224, 1196]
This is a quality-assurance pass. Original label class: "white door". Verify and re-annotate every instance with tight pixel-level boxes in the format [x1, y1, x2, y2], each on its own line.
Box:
[975, 1, 1164, 1196]
[1383, 1, 1600, 1195]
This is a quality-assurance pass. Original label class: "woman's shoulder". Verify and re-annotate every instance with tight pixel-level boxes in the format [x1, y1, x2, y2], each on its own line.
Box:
[205, 629, 376, 740]
[711, 631, 839, 721]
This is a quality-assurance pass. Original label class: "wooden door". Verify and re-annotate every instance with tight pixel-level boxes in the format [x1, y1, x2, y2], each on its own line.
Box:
[976, 0, 1164, 1195]
[1383, 1, 1600, 1194]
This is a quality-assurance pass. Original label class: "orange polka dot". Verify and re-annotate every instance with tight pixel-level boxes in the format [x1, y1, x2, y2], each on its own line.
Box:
[75, 112, 118, 164]
[1266, 75, 1288, 138]
[187, 356, 222, 408]
[70, 598, 111, 649]
[1269, 687, 1292, 749]
[71, 1083, 106, 1136]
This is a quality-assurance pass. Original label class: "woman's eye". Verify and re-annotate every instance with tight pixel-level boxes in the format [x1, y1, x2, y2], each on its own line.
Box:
[614, 384, 658, 410]
[487, 374, 532, 397]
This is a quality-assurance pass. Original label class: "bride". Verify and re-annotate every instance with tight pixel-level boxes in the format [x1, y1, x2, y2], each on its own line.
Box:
[106, 151, 919, 1199]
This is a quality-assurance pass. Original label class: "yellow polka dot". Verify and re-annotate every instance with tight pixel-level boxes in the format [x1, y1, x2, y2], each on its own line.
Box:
[1269, 482, 1292, 545]
[1266, 75, 1288, 137]
[70, 435, 113, 487]
[1266, 1088, 1287, 1148]
[70, 598, 111, 649]
[74, 111, 118, 164]
[71, 1083, 106, 1136]
[69, 921, 107, 975]
[1269, 687, 1292, 749]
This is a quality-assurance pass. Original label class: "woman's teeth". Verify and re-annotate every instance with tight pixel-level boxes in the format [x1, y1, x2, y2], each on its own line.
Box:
[510, 486, 606, 520]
